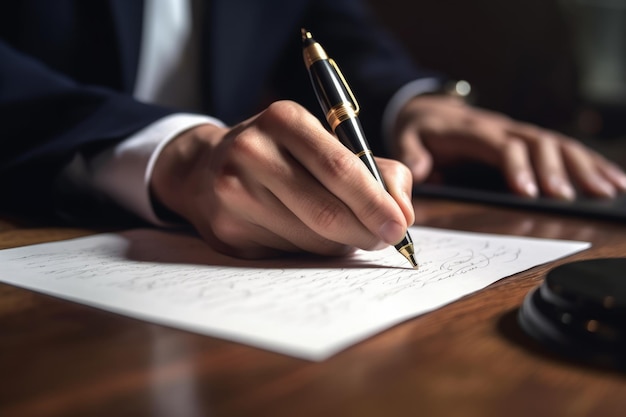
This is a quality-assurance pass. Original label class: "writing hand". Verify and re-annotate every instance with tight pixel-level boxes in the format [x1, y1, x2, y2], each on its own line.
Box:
[392, 95, 626, 199]
[150, 101, 414, 259]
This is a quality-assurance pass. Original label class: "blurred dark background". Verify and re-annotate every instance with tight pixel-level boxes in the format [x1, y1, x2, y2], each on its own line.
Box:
[366, 0, 626, 144]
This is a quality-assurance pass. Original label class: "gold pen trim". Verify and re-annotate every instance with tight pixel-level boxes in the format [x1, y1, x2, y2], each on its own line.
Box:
[326, 103, 358, 131]
[302, 32, 360, 119]
[354, 149, 373, 158]
[303, 43, 328, 67]
[328, 59, 360, 116]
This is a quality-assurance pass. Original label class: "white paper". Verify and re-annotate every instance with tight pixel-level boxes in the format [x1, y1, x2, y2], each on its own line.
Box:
[0, 227, 589, 360]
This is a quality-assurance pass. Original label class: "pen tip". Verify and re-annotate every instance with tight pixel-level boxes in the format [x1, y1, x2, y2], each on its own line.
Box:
[397, 242, 418, 269]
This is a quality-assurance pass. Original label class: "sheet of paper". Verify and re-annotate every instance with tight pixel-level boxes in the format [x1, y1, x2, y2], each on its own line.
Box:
[0, 227, 589, 360]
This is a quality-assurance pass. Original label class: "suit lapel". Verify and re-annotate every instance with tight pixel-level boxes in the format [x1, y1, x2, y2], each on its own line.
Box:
[108, 0, 145, 92]
[103, 0, 307, 118]
[205, 0, 306, 123]
[205, 0, 265, 122]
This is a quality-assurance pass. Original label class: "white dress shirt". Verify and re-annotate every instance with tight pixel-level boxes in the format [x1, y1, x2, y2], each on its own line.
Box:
[87, 0, 222, 225]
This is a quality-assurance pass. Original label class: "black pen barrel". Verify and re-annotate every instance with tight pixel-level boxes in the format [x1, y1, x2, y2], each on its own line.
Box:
[301, 29, 418, 268]
[307, 60, 352, 116]
[335, 119, 414, 252]
[334, 118, 386, 185]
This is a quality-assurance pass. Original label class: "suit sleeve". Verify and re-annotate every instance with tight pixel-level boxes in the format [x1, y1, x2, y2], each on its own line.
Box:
[0, 39, 174, 212]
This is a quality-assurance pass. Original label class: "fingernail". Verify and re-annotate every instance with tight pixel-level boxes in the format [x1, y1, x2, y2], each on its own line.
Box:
[560, 184, 576, 200]
[617, 175, 626, 191]
[594, 177, 616, 198]
[609, 167, 626, 190]
[378, 220, 404, 245]
[517, 173, 538, 198]
[549, 176, 575, 201]
[525, 181, 539, 198]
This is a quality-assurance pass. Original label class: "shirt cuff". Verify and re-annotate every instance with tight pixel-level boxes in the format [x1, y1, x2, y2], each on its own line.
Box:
[381, 77, 443, 153]
[89, 113, 225, 226]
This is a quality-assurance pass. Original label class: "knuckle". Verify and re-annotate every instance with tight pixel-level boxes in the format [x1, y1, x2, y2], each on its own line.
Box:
[359, 191, 389, 223]
[212, 173, 238, 199]
[561, 138, 584, 153]
[261, 100, 306, 128]
[504, 137, 524, 151]
[229, 129, 255, 153]
[191, 204, 244, 252]
[539, 133, 559, 147]
[318, 150, 359, 179]
[309, 200, 345, 231]
[210, 213, 245, 246]
[210, 216, 232, 241]
[229, 129, 263, 161]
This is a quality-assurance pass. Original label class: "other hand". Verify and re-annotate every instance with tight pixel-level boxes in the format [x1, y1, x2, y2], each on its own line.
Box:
[392, 95, 626, 199]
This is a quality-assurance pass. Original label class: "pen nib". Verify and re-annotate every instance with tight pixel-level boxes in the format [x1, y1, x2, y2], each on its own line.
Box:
[406, 253, 419, 270]
[397, 243, 419, 269]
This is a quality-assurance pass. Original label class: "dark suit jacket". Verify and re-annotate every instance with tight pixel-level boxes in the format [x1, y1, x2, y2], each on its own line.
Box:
[0, 0, 437, 214]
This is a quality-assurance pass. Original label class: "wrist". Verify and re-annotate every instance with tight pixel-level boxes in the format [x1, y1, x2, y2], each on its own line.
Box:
[150, 124, 226, 222]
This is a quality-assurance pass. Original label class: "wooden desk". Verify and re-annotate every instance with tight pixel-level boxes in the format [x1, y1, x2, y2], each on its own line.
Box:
[1, 198, 625, 417]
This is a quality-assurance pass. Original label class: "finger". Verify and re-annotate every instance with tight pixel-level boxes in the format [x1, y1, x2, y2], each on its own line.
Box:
[264, 102, 408, 246]
[596, 159, 626, 192]
[432, 117, 540, 196]
[195, 217, 299, 259]
[564, 141, 626, 193]
[376, 157, 415, 226]
[195, 171, 358, 258]
[424, 114, 510, 167]
[216, 119, 386, 251]
[251, 192, 361, 255]
[562, 142, 617, 198]
[184, 166, 294, 258]
[531, 134, 576, 200]
[197, 210, 353, 259]
[300, 146, 408, 246]
[395, 128, 433, 182]
[260, 153, 388, 250]
[507, 125, 574, 198]
[501, 138, 539, 198]
[512, 125, 626, 197]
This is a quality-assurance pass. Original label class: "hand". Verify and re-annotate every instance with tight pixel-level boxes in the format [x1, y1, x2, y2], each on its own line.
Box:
[392, 95, 626, 199]
[151, 101, 414, 259]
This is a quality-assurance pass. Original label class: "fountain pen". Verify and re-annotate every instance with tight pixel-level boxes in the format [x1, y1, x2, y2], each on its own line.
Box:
[301, 29, 418, 269]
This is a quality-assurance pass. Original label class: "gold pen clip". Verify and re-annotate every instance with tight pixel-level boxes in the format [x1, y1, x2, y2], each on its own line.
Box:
[302, 29, 360, 129]
[325, 59, 361, 131]
[328, 58, 360, 116]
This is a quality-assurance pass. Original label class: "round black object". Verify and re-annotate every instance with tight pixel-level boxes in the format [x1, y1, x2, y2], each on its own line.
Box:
[518, 258, 626, 369]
